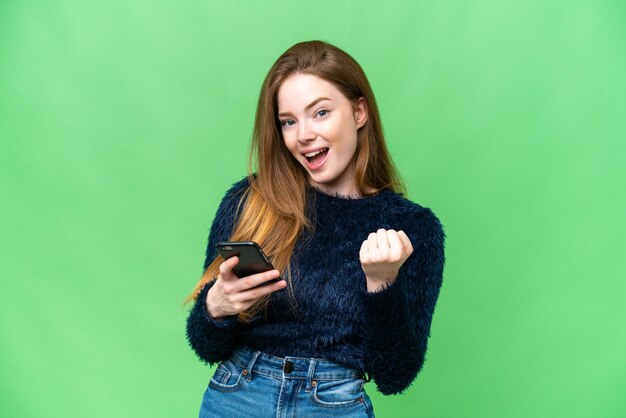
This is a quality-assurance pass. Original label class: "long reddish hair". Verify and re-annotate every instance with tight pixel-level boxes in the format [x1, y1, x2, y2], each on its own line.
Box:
[183, 40, 406, 321]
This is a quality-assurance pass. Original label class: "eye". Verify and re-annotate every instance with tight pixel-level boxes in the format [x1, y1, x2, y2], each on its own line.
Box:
[316, 109, 329, 118]
[280, 119, 295, 128]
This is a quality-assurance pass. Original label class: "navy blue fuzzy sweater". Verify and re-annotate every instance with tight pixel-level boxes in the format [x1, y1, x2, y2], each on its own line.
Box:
[185, 176, 446, 395]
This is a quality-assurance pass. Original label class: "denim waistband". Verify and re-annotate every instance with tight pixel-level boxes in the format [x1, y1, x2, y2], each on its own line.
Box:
[228, 346, 365, 381]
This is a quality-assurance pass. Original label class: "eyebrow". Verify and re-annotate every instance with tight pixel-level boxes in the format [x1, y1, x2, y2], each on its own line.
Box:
[278, 97, 331, 117]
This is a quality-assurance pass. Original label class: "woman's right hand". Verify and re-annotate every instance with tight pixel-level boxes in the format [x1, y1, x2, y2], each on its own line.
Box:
[205, 255, 286, 319]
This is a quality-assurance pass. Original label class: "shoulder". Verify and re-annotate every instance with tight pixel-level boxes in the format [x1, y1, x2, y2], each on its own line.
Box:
[384, 191, 445, 245]
[213, 174, 255, 221]
[218, 174, 256, 206]
[224, 174, 253, 197]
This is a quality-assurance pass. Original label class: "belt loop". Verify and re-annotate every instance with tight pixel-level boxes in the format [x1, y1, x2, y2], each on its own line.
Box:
[305, 358, 317, 393]
[245, 350, 262, 382]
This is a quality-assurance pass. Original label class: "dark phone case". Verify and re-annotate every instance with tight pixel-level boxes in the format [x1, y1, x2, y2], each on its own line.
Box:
[215, 241, 282, 286]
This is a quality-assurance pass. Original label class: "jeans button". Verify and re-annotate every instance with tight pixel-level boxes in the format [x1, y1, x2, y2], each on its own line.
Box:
[283, 360, 294, 374]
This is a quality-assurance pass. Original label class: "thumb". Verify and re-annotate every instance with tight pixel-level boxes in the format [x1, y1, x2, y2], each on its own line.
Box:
[219, 255, 240, 280]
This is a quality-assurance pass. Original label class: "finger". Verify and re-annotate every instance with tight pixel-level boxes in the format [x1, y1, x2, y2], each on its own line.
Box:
[219, 256, 240, 280]
[386, 230, 403, 259]
[374, 228, 389, 260]
[359, 239, 368, 262]
[377, 228, 390, 256]
[397, 230, 414, 254]
[236, 277, 288, 302]
[367, 232, 378, 252]
[233, 269, 282, 292]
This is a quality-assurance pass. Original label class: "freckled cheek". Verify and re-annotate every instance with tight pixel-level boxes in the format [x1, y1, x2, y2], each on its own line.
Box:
[317, 125, 340, 145]
[283, 138, 301, 160]
[282, 134, 296, 150]
[331, 131, 354, 152]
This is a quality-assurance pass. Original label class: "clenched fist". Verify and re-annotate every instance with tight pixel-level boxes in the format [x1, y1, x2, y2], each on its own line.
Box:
[359, 228, 414, 292]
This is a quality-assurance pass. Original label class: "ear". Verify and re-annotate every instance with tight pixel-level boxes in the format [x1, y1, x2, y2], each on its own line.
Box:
[353, 97, 368, 129]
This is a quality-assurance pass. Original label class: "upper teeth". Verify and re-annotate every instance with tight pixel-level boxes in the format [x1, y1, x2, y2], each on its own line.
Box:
[305, 149, 327, 158]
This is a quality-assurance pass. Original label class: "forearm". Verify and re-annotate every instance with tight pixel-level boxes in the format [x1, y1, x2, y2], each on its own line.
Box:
[185, 281, 241, 365]
[361, 274, 430, 395]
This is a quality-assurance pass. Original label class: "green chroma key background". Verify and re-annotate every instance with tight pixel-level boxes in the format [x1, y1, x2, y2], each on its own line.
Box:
[1, 1, 624, 417]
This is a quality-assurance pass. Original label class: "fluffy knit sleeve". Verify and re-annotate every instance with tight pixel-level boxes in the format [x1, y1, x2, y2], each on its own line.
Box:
[361, 207, 446, 395]
[185, 176, 250, 365]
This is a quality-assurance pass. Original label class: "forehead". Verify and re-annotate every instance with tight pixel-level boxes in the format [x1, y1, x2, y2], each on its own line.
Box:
[277, 74, 345, 109]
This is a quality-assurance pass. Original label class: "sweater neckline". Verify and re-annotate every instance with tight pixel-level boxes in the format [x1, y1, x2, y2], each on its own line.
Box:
[308, 185, 393, 204]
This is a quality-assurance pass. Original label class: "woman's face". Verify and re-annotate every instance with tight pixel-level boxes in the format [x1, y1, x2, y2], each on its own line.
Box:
[277, 73, 368, 196]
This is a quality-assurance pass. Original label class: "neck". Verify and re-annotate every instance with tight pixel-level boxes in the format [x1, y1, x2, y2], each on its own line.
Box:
[308, 180, 362, 198]
[307, 161, 363, 197]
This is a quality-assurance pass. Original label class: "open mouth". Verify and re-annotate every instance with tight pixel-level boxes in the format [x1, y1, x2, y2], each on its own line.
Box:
[303, 148, 329, 170]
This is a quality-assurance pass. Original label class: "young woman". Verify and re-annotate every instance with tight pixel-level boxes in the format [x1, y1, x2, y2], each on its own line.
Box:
[184, 40, 446, 417]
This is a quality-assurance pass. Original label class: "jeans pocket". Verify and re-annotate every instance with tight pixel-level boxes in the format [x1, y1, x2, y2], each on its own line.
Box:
[208, 359, 245, 393]
[311, 377, 365, 408]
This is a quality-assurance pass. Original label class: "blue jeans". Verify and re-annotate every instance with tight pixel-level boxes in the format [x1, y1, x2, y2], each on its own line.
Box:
[198, 346, 375, 417]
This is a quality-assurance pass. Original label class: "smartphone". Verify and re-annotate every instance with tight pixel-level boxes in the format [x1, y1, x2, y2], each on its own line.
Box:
[215, 241, 282, 286]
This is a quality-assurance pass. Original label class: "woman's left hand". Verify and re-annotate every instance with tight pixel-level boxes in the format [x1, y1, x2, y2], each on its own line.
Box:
[359, 228, 414, 292]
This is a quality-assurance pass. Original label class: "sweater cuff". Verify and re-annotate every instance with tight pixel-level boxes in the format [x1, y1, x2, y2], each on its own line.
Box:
[361, 275, 403, 303]
[194, 281, 240, 329]
[360, 274, 406, 325]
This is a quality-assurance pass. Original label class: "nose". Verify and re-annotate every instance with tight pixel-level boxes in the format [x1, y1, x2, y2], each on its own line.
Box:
[297, 120, 316, 144]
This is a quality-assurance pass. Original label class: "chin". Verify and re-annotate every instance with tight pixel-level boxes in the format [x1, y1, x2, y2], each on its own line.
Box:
[310, 174, 340, 187]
